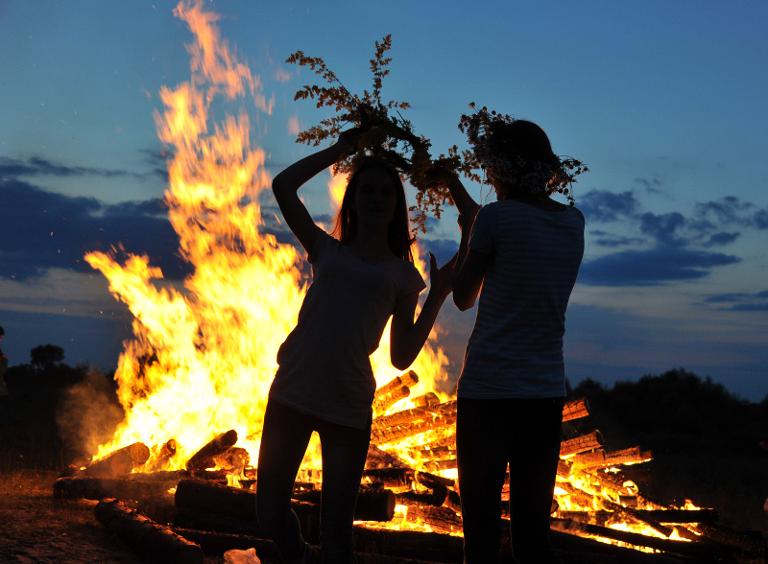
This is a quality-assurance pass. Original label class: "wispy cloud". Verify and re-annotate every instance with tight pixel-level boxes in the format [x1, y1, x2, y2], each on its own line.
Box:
[0, 155, 152, 180]
[580, 247, 740, 286]
[579, 190, 640, 223]
[704, 290, 768, 312]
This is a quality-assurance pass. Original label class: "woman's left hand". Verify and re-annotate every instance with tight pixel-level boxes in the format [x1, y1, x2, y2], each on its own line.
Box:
[429, 252, 456, 299]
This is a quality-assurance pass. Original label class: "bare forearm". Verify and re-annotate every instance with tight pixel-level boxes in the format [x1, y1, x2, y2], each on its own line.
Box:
[453, 227, 470, 283]
[273, 141, 348, 195]
[446, 175, 480, 219]
[395, 290, 447, 368]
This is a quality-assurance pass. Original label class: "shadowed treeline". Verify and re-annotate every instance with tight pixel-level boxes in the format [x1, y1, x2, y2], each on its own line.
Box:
[0, 345, 123, 470]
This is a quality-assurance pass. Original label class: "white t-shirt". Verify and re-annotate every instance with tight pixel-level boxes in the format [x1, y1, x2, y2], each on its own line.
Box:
[270, 231, 425, 429]
[458, 200, 585, 399]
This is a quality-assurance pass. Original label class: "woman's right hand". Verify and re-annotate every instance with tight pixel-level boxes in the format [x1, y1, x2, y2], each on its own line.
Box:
[429, 252, 456, 300]
[338, 125, 384, 154]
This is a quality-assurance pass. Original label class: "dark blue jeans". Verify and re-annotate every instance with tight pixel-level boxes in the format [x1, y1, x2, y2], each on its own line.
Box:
[457, 397, 563, 564]
[256, 399, 370, 563]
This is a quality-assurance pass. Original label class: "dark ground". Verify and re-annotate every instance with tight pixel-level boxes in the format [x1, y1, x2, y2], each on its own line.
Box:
[0, 470, 142, 563]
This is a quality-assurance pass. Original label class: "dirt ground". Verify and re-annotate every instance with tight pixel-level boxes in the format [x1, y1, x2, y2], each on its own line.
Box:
[0, 470, 143, 563]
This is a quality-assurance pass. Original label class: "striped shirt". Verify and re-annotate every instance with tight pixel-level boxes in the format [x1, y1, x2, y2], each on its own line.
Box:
[458, 200, 585, 399]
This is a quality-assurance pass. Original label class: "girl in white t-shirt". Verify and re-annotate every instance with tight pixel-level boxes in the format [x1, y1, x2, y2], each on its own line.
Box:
[258, 130, 454, 564]
[445, 119, 585, 564]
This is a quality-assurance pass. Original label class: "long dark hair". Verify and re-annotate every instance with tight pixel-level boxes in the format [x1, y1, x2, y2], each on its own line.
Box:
[486, 120, 560, 197]
[332, 157, 414, 263]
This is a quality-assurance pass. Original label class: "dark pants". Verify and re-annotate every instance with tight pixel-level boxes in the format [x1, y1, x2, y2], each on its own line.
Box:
[256, 399, 370, 563]
[457, 397, 563, 564]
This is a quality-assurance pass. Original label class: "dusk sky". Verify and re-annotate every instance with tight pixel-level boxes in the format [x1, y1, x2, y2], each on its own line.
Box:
[1, 1, 766, 400]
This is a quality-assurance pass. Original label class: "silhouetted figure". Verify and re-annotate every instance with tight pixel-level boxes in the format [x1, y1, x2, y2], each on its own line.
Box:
[258, 129, 454, 563]
[446, 119, 585, 564]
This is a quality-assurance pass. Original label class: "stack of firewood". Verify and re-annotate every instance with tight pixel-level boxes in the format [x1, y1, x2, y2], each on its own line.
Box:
[51, 371, 766, 563]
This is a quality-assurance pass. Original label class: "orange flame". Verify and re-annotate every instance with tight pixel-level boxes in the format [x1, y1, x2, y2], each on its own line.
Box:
[85, 0, 449, 473]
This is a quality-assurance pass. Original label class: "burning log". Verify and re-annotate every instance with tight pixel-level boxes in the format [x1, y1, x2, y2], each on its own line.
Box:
[372, 371, 419, 413]
[53, 476, 177, 501]
[415, 471, 454, 490]
[365, 445, 409, 469]
[372, 398, 592, 446]
[411, 392, 440, 408]
[95, 498, 203, 563]
[185, 430, 238, 471]
[363, 467, 415, 487]
[396, 483, 447, 507]
[571, 446, 652, 469]
[372, 412, 456, 444]
[212, 447, 250, 474]
[557, 509, 719, 525]
[81, 442, 150, 477]
[550, 518, 733, 560]
[415, 445, 455, 459]
[400, 505, 462, 535]
[559, 431, 604, 457]
[561, 397, 590, 422]
[421, 459, 457, 473]
[149, 439, 178, 470]
[373, 386, 411, 414]
[372, 400, 456, 430]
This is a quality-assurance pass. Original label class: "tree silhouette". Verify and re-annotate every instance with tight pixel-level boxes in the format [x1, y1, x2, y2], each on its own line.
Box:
[30, 344, 65, 370]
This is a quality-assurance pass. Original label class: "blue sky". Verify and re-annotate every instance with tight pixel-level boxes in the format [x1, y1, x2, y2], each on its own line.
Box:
[1, 1, 766, 400]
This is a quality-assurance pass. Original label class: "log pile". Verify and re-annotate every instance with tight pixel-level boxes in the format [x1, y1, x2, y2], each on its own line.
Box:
[52, 371, 767, 563]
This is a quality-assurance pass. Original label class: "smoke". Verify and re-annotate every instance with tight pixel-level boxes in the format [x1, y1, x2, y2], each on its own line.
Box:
[56, 370, 125, 461]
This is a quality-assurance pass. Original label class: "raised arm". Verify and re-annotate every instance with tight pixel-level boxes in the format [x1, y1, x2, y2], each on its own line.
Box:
[443, 171, 481, 220]
[272, 135, 354, 253]
[390, 253, 455, 370]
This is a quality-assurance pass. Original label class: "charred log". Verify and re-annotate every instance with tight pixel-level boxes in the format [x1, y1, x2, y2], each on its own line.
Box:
[557, 508, 719, 525]
[175, 479, 395, 522]
[170, 527, 280, 558]
[53, 476, 177, 501]
[175, 479, 256, 519]
[95, 498, 203, 563]
[293, 487, 396, 521]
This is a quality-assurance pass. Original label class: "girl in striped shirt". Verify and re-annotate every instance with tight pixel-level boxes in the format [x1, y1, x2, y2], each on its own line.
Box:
[445, 119, 585, 564]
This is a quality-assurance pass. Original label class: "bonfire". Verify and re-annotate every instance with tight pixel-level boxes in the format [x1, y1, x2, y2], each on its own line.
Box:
[51, 2, 766, 563]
